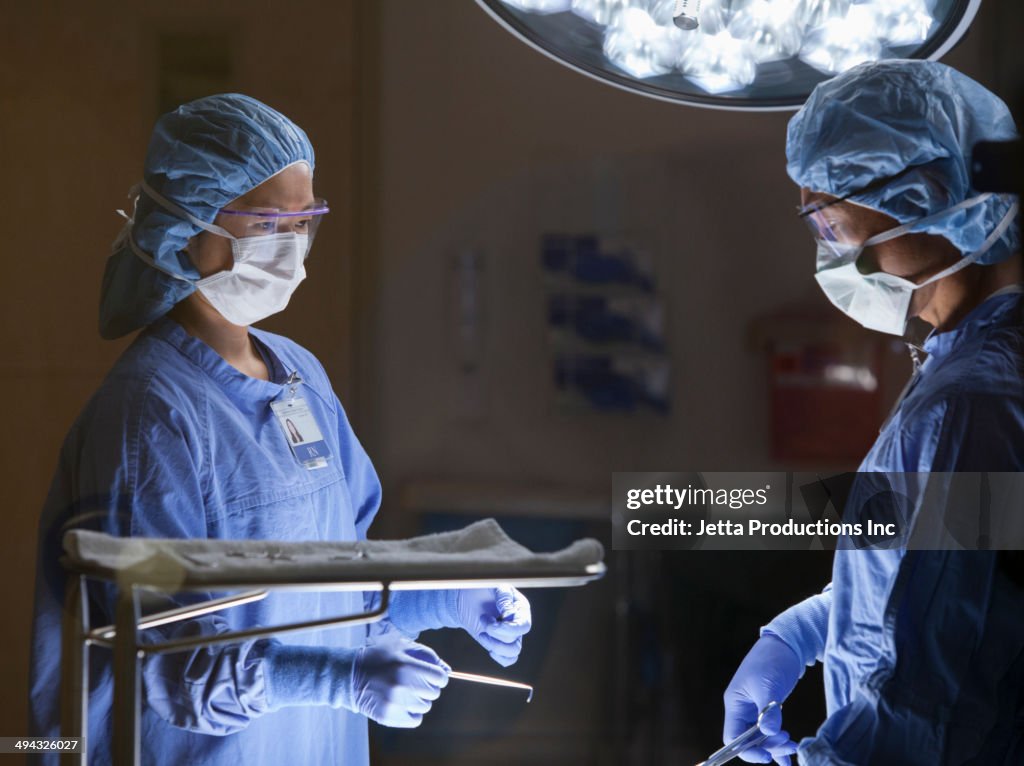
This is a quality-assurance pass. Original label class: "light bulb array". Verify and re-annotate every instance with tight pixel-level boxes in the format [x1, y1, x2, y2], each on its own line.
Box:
[500, 0, 937, 94]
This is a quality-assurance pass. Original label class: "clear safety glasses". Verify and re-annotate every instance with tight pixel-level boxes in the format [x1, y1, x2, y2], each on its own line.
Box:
[795, 164, 923, 254]
[799, 200, 848, 244]
[216, 198, 330, 241]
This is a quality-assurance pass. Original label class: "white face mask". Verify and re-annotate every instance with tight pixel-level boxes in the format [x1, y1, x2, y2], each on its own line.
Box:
[814, 194, 1018, 336]
[126, 180, 311, 326]
[193, 231, 308, 327]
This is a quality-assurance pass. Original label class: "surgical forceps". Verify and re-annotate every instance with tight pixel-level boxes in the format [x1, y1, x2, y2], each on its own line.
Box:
[698, 701, 782, 766]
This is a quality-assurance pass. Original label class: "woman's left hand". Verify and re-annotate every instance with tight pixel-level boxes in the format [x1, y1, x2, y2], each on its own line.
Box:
[452, 586, 532, 666]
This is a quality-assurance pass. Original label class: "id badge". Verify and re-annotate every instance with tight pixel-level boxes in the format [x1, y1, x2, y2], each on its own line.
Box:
[270, 397, 332, 470]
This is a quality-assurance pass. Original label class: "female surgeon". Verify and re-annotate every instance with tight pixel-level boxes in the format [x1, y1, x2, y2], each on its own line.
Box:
[29, 94, 531, 765]
[720, 62, 1023, 765]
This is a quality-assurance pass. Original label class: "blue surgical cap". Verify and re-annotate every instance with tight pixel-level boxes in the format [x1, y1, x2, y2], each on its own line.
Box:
[99, 93, 315, 339]
[786, 60, 1019, 266]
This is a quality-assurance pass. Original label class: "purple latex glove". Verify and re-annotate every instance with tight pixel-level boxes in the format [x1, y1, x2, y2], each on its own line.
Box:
[387, 585, 532, 667]
[722, 634, 802, 766]
[351, 635, 450, 728]
[453, 586, 532, 667]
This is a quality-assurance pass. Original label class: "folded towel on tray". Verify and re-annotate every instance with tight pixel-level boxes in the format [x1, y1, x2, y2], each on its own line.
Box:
[62, 519, 605, 590]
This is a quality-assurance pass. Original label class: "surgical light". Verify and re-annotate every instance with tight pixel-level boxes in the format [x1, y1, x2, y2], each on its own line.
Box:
[874, 0, 935, 46]
[680, 30, 757, 93]
[571, 0, 630, 26]
[799, 5, 883, 74]
[603, 8, 683, 78]
[476, 0, 981, 110]
[689, 0, 734, 35]
[798, 0, 850, 29]
[501, 0, 573, 12]
[727, 0, 803, 64]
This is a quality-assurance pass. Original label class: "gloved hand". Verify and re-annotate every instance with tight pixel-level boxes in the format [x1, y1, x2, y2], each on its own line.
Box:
[722, 634, 802, 766]
[262, 634, 449, 727]
[351, 635, 450, 728]
[450, 586, 532, 667]
[387, 585, 532, 667]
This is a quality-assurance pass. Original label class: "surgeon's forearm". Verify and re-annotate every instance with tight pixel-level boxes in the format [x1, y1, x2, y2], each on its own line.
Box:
[146, 638, 361, 732]
[262, 642, 358, 711]
[385, 589, 461, 637]
[761, 584, 833, 668]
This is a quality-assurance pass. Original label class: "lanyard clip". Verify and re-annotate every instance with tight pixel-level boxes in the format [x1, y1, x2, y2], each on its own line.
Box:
[906, 343, 925, 373]
[285, 371, 303, 400]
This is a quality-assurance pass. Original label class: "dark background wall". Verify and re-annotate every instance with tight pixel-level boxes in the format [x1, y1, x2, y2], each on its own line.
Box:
[1, 1, 1021, 764]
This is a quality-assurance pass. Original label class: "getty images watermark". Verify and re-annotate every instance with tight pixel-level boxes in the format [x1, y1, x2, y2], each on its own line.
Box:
[611, 472, 1024, 551]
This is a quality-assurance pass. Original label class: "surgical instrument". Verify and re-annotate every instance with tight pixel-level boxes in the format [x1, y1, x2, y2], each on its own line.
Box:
[698, 701, 781, 766]
[448, 670, 534, 702]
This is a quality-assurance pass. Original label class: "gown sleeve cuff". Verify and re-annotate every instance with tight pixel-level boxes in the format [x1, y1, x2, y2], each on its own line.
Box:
[262, 642, 357, 711]
[386, 589, 462, 637]
[760, 584, 833, 668]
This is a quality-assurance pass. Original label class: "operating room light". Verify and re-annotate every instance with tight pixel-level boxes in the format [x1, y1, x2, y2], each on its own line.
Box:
[571, 0, 630, 26]
[727, 0, 802, 64]
[477, 0, 980, 110]
[873, 0, 935, 46]
[798, 5, 883, 74]
[502, 0, 573, 12]
[603, 7, 682, 78]
[694, 0, 735, 35]
[798, 0, 849, 29]
[679, 30, 757, 93]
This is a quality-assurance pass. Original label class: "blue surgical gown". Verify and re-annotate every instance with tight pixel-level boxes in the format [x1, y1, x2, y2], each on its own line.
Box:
[29, 316, 383, 765]
[765, 290, 1024, 765]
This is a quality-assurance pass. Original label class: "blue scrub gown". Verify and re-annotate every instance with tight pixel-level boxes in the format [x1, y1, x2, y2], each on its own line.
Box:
[766, 290, 1024, 765]
[30, 316, 382, 765]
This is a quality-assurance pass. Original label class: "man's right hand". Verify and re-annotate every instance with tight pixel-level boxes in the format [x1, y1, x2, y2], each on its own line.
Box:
[722, 634, 802, 765]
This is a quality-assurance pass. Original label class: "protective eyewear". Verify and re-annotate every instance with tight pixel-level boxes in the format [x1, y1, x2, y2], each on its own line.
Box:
[795, 165, 922, 248]
[217, 198, 330, 240]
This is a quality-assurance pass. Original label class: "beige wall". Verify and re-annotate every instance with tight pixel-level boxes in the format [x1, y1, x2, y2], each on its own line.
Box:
[0, 0, 362, 739]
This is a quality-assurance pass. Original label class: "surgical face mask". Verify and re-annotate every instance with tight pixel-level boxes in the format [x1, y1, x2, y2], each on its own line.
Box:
[125, 180, 320, 326]
[192, 231, 308, 327]
[814, 194, 1018, 336]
